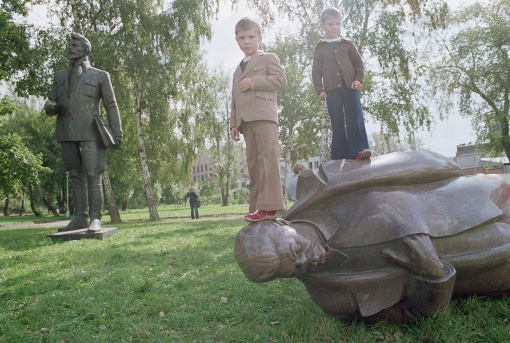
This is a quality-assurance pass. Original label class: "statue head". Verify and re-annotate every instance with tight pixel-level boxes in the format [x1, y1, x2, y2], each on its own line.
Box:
[68, 33, 91, 61]
[234, 218, 326, 283]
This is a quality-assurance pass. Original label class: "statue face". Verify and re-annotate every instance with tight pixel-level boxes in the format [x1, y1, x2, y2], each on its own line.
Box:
[67, 39, 87, 60]
[274, 223, 326, 278]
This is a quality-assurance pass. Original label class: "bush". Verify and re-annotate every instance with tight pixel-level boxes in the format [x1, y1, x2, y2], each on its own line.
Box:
[231, 188, 249, 205]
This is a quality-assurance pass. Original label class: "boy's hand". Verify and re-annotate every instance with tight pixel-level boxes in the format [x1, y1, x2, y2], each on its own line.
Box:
[239, 78, 253, 92]
[351, 80, 362, 91]
[318, 91, 327, 100]
[230, 127, 240, 141]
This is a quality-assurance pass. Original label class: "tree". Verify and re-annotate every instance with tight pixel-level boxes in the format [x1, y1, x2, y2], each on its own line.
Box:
[0, 133, 49, 216]
[199, 67, 242, 206]
[270, 35, 323, 197]
[248, 0, 449, 143]
[42, 0, 221, 219]
[0, 94, 63, 216]
[430, 0, 510, 158]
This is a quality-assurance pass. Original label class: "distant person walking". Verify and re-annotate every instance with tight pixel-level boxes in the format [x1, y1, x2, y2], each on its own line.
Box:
[187, 187, 199, 219]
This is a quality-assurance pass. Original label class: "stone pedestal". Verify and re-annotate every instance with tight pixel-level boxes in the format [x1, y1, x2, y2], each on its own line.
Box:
[47, 227, 118, 241]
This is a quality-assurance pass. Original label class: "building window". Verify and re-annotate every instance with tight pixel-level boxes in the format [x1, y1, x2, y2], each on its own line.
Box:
[309, 162, 313, 169]
[205, 164, 208, 171]
[314, 161, 319, 169]
[201, 165, 204, 172]
[193, 166, 195, 173]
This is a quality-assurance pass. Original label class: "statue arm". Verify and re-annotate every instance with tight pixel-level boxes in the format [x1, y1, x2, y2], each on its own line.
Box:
[100, 72, 123, 145]
[382, 234, 444, 279]
[44, 77, 60, 116]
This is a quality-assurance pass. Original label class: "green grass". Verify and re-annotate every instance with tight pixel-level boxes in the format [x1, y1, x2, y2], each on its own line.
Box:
[1, 204, 510, 342]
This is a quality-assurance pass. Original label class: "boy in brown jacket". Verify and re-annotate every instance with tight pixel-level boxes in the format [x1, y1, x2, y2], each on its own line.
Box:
[230, 17, 287, 222]
[312, 7, 371, 160]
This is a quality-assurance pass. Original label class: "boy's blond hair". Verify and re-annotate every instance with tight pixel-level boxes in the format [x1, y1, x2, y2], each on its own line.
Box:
[320, 7, 343, 23]
[235, 17, 262, 35]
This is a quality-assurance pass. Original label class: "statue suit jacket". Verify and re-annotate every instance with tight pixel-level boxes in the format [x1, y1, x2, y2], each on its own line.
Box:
[46, 60, 123, 143]
[230, 50, 287, 131]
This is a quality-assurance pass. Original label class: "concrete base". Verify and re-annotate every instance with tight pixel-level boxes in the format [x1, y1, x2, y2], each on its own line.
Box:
[47, 227, 118, 241]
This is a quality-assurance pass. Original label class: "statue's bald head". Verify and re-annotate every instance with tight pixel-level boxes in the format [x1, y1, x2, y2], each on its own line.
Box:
[234, 220, 287, 282]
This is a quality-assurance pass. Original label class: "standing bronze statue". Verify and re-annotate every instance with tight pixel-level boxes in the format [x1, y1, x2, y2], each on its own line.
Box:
[44, 33, 123, 233]
[234, 151, 510, 323]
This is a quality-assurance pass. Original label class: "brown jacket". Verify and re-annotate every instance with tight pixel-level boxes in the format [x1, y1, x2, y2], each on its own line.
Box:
[230, 51, 287, 130]
[311, 37, 364, 95]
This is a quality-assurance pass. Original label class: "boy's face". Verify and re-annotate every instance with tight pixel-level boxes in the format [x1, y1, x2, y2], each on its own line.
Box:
[320, 15, 342, 39]
[235, 29, 262, 57]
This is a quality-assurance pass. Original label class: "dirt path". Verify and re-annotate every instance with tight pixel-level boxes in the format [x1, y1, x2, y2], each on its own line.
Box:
[0, 218, 71, 229]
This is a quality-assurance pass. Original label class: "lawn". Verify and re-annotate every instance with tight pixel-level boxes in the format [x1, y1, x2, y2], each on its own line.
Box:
[1, 204, 510, 342]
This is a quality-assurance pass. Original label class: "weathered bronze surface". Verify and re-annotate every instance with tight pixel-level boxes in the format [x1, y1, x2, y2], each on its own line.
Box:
[234, 151, 510, 323]
[44, 33, 123, 233]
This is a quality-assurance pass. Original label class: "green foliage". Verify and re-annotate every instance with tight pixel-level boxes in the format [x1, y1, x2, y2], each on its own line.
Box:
[0, 132, 49, 199]
[271, 35, 323, 164]
[2, 211, 510, 342]
[198, 67, 243, 206]
[250, 0, 449, 142]
[430, 0, 510, 158]
[0, 94, 64, 210]
[36, 0, 223, 217]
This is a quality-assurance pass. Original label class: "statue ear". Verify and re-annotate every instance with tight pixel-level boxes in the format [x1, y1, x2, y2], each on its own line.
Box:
[284, 169, 326, 220]
[296, 170, 325, 203]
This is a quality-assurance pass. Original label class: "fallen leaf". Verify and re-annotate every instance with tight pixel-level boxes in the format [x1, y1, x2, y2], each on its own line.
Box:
[220, 297, 228, 304]
[41, 327, 50, 333]
[159, 311, 165, 317]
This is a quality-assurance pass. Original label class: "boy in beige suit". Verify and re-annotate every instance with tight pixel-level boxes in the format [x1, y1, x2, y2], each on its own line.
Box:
[230, 17, 287, 222]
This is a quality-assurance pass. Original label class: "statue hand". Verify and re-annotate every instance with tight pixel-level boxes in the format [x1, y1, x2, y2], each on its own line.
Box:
[115, 137, 123, 149]
[382, 235, 444, 279]
[44, 99, 57, 114]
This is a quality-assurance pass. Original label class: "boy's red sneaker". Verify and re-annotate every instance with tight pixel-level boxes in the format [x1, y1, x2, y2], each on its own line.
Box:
[355, 149, 372, 160]
[244, 210, 278, 222]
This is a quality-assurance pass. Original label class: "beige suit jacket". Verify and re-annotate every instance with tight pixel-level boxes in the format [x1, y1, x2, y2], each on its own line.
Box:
[230, 51, 287, 131]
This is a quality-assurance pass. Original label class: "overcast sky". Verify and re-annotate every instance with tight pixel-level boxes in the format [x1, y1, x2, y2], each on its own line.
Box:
[201, 0, 486, 158]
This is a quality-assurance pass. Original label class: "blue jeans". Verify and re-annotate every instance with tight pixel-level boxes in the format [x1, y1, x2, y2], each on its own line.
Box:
[190, 203, 199, 219]
[326, 87, 369, 160]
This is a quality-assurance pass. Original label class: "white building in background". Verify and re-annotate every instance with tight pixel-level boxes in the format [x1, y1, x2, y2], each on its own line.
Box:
[278, 156, 321, 186]
[191, 153, 216, 183]
[456, 143, 509, 175]
[192, 150, 322, 188]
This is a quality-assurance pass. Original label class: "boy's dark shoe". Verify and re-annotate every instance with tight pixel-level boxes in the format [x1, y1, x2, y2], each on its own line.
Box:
[244, 210, 278, 222]
[355, 149, 372, 160]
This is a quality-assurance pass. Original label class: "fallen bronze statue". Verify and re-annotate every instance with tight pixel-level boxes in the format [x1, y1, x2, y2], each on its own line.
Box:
[234, 150, 510, 323]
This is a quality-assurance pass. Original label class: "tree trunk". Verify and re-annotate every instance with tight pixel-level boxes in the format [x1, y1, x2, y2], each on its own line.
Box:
[19, 196, 25, 216]
[320, 102, 330, 163]
[28, 184, 41, 217]
[38, 185, 59, 216]
[135, 89, 159, 220]
[103, 167, 122, 224]
[3, 195, 9, 216]
[283, 147, 292, 202]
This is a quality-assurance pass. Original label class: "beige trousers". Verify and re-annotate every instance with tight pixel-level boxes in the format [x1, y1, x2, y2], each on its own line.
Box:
[242, 120, 286, 213]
